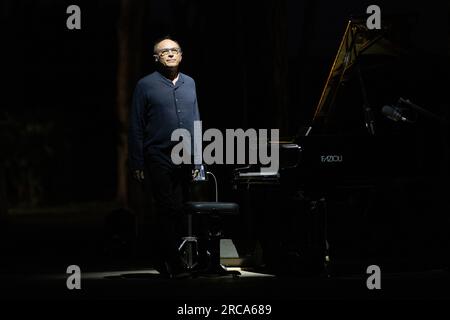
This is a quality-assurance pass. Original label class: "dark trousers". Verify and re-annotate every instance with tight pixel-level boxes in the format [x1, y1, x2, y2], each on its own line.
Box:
[144, 159, 191, 264]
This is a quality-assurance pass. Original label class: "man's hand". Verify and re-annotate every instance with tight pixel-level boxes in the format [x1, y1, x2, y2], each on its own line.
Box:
[133, 170, 145, 183]
[192, 164, 206, 181]
[192, 169, 200, 180]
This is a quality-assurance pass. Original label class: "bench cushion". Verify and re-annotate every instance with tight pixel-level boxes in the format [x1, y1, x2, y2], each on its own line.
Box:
[184, 202, 239, 215]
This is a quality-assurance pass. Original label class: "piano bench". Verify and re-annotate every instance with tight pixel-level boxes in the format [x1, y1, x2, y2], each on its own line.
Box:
[179, 201, 240, 277]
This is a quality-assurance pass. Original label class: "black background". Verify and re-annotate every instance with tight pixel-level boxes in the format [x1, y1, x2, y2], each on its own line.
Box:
[0, 0, 449, 300]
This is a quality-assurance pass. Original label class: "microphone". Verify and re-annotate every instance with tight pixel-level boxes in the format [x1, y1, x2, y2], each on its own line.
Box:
[381, 105, 408, 122]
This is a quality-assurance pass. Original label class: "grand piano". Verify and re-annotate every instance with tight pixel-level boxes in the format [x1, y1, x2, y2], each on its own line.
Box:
[234, 17, 422, 186]
[230, 17, 445, 275]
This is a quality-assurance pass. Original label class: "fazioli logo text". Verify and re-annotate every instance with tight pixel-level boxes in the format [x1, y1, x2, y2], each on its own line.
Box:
[320, 155, 343, 163]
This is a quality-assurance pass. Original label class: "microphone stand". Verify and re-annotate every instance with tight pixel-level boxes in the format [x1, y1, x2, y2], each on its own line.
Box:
[398, 97, 448, 125]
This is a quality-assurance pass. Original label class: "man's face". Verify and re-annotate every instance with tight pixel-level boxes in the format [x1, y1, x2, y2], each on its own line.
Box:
[154, 39, 182, 68]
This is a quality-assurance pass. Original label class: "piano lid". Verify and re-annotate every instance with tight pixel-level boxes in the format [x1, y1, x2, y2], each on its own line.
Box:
[310, 17, 406, 131]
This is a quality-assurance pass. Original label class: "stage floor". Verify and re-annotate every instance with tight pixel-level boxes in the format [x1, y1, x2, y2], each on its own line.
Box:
[1, 265, 449, 301]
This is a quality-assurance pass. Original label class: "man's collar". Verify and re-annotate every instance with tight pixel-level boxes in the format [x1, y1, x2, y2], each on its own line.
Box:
[156, 70, 184, 87]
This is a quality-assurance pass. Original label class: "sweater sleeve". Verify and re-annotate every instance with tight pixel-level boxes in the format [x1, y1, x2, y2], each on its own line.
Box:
[192, 81, 203, 166]
[128, 82, 147, 171]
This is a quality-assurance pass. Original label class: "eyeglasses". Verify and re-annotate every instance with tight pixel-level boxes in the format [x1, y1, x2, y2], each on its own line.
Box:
[157, 47, 182, 56]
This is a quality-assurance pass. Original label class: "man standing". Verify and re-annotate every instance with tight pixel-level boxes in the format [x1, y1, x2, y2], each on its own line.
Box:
[128, 36, 200, 278]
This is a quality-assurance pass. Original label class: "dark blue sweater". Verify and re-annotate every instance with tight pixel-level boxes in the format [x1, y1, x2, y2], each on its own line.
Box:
[128, 71, 200, 170]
